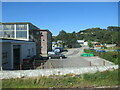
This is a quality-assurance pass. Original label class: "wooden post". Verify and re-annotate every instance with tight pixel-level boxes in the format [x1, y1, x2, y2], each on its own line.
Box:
[1, 66, 2, 71]
[33, 61, 35, 69]
[20, 64, 22, 70]
[90, 61, 92, 66]
[41, 63, 43, 69]
[49, 63, 51, 69]
[103, 61, 105, 66]
[49, 57, 51, 59]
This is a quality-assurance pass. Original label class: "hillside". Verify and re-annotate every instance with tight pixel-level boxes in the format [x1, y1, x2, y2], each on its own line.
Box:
[52, 26, 120, 48]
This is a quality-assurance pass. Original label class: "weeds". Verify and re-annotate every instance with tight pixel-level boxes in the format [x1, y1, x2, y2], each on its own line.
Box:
[2, 69, 119, 88]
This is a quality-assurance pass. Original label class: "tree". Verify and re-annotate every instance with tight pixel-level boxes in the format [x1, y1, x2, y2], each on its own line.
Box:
[88, 41, 93, 48]
[57, 30, 68, 48]
[66, 33, 77, 48]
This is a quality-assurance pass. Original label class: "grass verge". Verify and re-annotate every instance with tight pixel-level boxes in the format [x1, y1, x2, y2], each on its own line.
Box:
[2, 69, 119, 88]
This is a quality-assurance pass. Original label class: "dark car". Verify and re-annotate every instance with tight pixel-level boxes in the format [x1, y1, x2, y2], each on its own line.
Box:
[31, 56, 48, 62]
[63, 49, 68, 52]
[48, 53, 66, 59]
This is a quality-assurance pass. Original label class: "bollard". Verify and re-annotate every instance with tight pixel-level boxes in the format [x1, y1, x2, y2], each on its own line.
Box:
[49, 57, 51, 59]
[33, 61, 35, 69]
[41, 63, 43, 69]
[60, 57, 62, 59]
[1, 66, 2, 71]
[49, 63, 51, 69]
[90, 61, 92, 66]
[103, 61, 105, 66]
[20, 64, 22, 70]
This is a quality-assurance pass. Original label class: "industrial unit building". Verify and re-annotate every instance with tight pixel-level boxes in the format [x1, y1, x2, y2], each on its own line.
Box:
[1, 39, 36, 70]
[0, 22, 41, 55]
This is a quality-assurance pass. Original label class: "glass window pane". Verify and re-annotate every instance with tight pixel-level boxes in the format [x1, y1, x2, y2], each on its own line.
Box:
[16, 31, 27, 38]
[0, 24, 2, 30]
[3, 24, 14, 30]
[0, 31, 3, 37]
[16, 24, 27, 30]
[3, 31, 14, 38]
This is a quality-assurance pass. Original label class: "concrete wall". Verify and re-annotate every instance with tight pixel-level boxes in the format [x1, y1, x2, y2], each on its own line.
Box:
[0, 65, 118, 79]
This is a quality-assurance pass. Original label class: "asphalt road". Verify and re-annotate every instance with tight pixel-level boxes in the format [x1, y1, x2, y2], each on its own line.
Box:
[43, 47, 114, 69]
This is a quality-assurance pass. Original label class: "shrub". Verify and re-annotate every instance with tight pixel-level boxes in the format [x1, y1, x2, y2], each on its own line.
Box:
[84, 49, 119, 64]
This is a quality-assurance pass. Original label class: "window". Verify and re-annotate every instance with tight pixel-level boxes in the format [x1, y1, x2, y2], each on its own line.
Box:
[2, 24, 14, 38]
[4, 31, 14, 38]
[16, 31, 27, 38]
[16, 24, 27, 39]
[2, 52, 8, 64]
[16, 24, 27, 30]
[36, 32, 40, 35]
[3, 24, 14, 30]
[0, 31, 3, 37]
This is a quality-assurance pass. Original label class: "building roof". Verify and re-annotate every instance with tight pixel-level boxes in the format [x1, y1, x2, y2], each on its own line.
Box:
[40, 29, 52, 34]
[77, 40, 85, 43]
[0, 22, 32, 24]
[0, 22, 40, 30]
[0, 22, 52, 34]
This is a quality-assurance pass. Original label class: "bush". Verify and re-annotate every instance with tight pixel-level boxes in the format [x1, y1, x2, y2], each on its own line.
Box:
[84, 49, 90, 53]
[99, 52, 119, 64]
[84, 49, 119, 64]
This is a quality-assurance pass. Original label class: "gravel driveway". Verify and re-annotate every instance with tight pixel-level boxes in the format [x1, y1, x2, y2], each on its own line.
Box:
[43, 47, 114, 69]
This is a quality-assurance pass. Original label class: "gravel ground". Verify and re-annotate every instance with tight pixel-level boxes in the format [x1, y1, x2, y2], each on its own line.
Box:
[43, 47, 114, 69]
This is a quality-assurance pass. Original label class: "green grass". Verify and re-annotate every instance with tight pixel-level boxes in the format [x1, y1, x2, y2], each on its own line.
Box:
[2, 69, 119, 88]
[106, 47, 120, 50]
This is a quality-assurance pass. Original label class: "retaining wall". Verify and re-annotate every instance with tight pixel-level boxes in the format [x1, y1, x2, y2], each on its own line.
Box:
[0, 65, 118, 79]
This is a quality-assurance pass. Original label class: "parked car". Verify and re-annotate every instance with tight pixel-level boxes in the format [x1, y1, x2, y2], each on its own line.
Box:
[48, 53, 66, 59]
[48, 51, 55, 55]
[31, 55, 48, 61]
[114, 49, 120, 52]
[54, 49, 61, 53]
[54, 47, 63, 52]
[63, 49, 68, 52]
[96, 50, 106, 53]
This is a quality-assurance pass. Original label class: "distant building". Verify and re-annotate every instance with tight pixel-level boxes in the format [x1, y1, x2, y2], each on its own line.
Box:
[40, 29, 52, 55]
[1, 39, 36, 70]
[77, 40, 88, 46]
[0, 22, 41, 55]
[77, 40, 85, 44]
